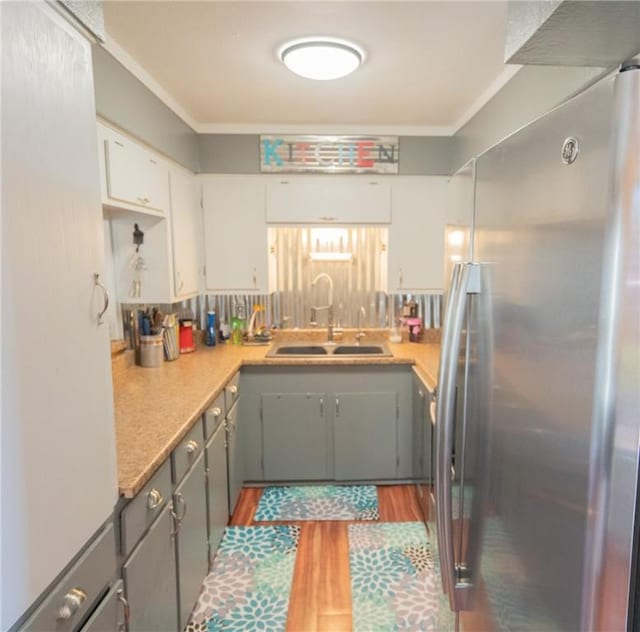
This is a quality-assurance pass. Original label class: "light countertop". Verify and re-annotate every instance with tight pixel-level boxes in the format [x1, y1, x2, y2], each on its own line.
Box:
[112, 340, 439, 498]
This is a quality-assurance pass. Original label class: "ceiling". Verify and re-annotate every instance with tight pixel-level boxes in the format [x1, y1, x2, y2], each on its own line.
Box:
[103, 1, 518, 135]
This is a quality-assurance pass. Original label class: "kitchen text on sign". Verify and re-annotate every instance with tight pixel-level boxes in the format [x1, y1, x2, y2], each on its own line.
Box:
[260, 135, 399, 174]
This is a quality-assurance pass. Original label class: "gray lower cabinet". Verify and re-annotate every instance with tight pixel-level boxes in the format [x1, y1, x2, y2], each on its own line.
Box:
[262, 393, 328, 480]
[241, 366, 412, 482]
[174, 452, 208, 630]
[205, 421, 229, 564]
[334, 392, 398, 480]
[226, 400, 243, 515]
[123, 505, 178, 632]
[80, 580, 127, 631]
[412, 377, 427, 480]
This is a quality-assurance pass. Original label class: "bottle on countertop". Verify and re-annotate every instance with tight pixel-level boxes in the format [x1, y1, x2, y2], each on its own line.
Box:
[206, 310, 217, 347]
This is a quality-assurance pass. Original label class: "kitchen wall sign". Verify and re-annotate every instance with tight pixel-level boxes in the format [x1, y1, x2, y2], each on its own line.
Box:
[260, 135, 399, 174]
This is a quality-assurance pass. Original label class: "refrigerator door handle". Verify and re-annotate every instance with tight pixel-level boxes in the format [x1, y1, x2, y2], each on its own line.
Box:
[435, 261, 479, 611]
[435, 262, 463, 596]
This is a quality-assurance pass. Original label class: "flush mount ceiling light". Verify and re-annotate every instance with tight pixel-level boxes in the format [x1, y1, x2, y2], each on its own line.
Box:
[279, 37, 364, 81]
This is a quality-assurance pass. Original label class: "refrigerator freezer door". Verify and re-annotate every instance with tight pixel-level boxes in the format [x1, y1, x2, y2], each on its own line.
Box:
[460, 73, 618, 631]
[584, 64, 640, 631]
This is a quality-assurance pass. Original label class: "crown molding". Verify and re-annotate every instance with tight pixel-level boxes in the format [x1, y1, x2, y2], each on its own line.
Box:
[100, 36, 200, 132]
[195, 123, 457, 136]
[100, 36, 522, 139]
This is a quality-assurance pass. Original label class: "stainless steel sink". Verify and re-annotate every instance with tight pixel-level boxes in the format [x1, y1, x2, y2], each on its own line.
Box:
[333, 344, 390, 356]
[266, 342, 392, 357]
[270, 344, 329, 356]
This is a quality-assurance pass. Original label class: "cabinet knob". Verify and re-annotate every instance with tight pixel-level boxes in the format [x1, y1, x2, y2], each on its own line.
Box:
[147, 488, 164, 510]
[185, 439, 199, 455]
[56, 587, 87, 621]
[229, 385, 238, 396]
[209, 406, 222, 418]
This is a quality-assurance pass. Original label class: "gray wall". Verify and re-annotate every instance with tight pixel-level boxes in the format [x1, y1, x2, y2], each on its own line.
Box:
[92, 45, 200, 171]
[92, 43, 606, 177]
[451, 64, 607, 172]
[198, 135, 260, 174]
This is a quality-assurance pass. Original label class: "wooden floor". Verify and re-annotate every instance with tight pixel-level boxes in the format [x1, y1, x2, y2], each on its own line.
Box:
[230, 485, 425, 632]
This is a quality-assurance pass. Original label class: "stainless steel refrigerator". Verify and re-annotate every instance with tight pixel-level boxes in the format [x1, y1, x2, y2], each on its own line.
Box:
[435, 59, 640, 631]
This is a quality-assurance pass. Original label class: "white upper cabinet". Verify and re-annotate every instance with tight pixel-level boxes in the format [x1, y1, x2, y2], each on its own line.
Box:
[265, 176, 391, 223]
[201, 176, 269, 293]
[387, 177, 448, 293]
[97, 122, 170, 215]
[169, 167, 202, 298]
[100, 124, 202, 304]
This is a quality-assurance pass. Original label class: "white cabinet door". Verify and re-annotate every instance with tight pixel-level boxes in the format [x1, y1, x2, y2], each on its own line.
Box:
[99, 123, 170, 214]
[202, 176, 268, 292]
[2, 4, 118, 628]
[388, 177, 448, 292]
[169, 168, 202, 298]
[265, 176, 391, 223]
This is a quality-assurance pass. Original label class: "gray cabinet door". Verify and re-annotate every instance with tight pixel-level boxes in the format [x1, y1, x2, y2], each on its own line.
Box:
[334, 392, 398, 480]
[81, 580, 126, 632]
[206, 422, 228, 564]
[175, 452, 208, 630]
[226, 400, 243, 515]
[412, 378, 426, 480]
[123, 506, 178, 632]
[262, 393, 328, 480]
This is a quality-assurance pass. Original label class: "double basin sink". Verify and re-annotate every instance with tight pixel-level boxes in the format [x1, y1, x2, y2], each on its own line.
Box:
[266, 342, 392, 357]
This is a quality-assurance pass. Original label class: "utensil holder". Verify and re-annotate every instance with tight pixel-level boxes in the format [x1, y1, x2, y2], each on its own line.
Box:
[139, 334, 164, 368]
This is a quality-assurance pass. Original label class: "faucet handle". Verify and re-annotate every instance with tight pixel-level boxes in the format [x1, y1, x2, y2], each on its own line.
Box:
[356, 331, 367, 340]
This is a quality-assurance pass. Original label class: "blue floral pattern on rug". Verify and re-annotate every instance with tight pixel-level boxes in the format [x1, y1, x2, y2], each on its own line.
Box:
[186, 525, 300, 632]
[349, 521, 450, 631]
[254, 485, 380, 521]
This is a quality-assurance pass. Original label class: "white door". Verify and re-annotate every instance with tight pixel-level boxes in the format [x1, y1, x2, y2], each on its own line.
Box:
[2, 4, 118, 627]
[202, 176, 267, 292]
[170, 168, 202, 297]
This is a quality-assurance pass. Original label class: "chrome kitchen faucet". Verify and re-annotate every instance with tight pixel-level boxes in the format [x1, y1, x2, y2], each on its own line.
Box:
[310, 272, 335, 344]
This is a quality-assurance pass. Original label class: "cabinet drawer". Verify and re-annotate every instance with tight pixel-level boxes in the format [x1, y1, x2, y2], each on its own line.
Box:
[204, 392, 225, 440]
[172, 419, 205, 485]
[224, 373, 240, 412]
[80, 580, 126, 632]
[21, 523, 116, 632]
[120, 460, 171, 557]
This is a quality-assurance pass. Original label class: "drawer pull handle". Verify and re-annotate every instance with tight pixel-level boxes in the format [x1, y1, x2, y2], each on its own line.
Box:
[116, 588, 130, 630]
[94, 273, 109, 325]
[57, 587, 87, 621]
[170, 493, 187, 535]
[229, 385, 238, 396]
[185, 439, 199, 455]
[147, 488, 163, 510]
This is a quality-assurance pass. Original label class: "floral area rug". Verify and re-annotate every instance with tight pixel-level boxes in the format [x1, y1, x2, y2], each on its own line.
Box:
[348, 521, 449, 631]
[253, 484, 380, 521]
[186, 525, 300, 632]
